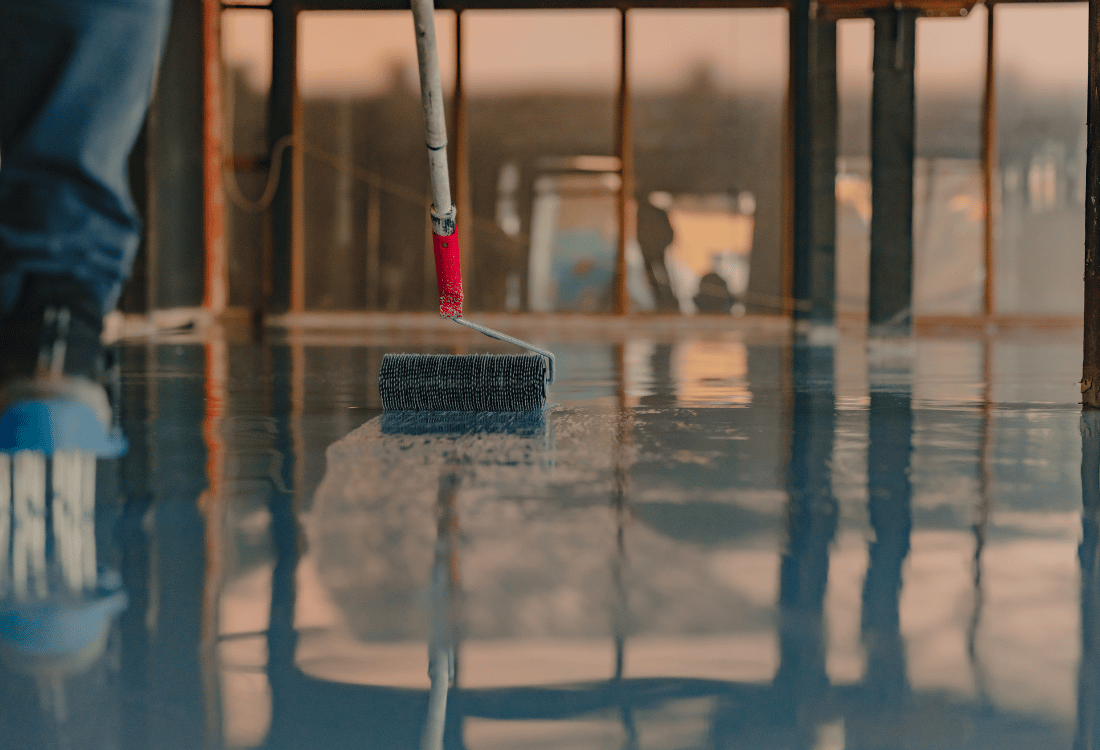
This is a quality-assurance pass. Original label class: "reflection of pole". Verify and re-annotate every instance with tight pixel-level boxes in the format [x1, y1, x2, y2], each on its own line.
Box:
[266, 344, 301, 745]
[612, 344, 638, 750]
[775, 344, 837, 740]
[149, 345, 209, 750]
[862, 390, 912, 706]
[118, 345, 153, 750]
[1075, 411, 1100, 750]
[968, 340, 994, 704]
[613, 344, 630, 678]
[424, 472, 460, 750]
[198, 339, 228, 745]
[980, 1, 997, 317]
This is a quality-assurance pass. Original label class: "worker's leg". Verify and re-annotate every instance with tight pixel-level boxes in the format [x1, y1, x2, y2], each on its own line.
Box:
[0, 0, 170, 384]
[0, 0, 172, 320]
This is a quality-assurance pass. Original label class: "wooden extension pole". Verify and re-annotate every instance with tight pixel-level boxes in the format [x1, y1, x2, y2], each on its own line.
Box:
[1084, 0, 1100, 408]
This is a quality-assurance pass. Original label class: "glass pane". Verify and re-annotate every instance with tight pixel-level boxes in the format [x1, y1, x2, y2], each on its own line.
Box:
[913, 10, 986, 316]
[631, 9, 787, 316]
[465, 11, 619, 313]
[837, 18, 872, 318]
[838, 11, 988, 319]
[995, 4, 1087, 316]
[222, 9, 271, 310]
[298, 11, 456, 311]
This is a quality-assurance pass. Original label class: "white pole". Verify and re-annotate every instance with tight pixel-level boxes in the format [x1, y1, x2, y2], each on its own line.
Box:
[411, 0, 456, 233]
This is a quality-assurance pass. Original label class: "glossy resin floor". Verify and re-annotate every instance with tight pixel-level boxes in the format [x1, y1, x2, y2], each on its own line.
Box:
[0, 320, 1094, 750]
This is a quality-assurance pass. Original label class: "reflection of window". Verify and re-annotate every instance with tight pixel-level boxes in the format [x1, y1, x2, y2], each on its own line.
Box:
[671, 340, 752, 405]
[1027, 146, 1063, 213]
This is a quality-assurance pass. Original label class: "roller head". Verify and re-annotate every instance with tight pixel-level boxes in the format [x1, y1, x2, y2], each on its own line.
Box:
[380, 353, 548, 412]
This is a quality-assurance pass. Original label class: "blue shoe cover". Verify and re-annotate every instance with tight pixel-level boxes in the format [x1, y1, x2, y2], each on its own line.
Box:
[0, 399, 127, 457]
[0, 577, 128, 658]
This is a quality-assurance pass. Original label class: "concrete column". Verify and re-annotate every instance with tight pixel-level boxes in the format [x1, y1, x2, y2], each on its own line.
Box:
[790, 0, 839, 324]
[868, 7, 918, 336]
[147, 0, 206, 310]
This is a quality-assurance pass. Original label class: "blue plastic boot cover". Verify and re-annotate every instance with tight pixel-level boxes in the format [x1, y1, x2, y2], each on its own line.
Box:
[0, 399, 127, 456]
[0, 588, 128, 657]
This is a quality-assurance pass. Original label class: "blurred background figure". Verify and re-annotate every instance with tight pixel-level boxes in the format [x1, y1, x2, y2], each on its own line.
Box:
[636, 193, 679, 312]
[693, 267, 736, 313]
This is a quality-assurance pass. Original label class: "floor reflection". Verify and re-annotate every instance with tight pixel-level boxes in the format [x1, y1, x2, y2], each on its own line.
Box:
[0, 328, 1092, 749]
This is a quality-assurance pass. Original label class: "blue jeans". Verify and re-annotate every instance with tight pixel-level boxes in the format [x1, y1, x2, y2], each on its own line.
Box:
[0, 0, 172, 316]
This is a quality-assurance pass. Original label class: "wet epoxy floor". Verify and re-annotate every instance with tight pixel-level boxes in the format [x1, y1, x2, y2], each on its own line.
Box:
[0, 322, 1093, 749]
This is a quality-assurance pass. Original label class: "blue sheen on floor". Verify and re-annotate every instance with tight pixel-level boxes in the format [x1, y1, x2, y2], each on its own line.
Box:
[0, 327, 1092, 750]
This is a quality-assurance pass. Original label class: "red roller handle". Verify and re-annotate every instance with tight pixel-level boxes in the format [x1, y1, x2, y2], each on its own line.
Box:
[433, 230, 463, 318]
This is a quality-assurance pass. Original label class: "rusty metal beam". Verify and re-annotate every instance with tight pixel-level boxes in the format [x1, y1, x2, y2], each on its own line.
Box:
[282, 0, 784, 8]
[1084, 0, 1100, 407]
[204, 0, 228, 313]
[821, 0, 973, 17]
[224, 0, 1076, 7]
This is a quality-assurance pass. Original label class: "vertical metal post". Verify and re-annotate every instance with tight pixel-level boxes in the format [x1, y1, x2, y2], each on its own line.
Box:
[615, 8, 632, 316]
[811, 15, 838, 323]
[790, 0, 811, 320]
[149, 0, 206, 309]
[868, 7, 918, 336]
[981, 1, 997, 318]
[790, 0, 838, 324]
[269, 0, 300, 314]
[782, 15, 795, 320]
[1083, 0, 1100, 408]
[202, 0, 227, 314]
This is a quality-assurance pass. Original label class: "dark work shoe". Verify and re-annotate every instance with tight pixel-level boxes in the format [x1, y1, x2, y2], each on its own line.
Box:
[0, 273, 105, 386]
[0, 274, 123, 454]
